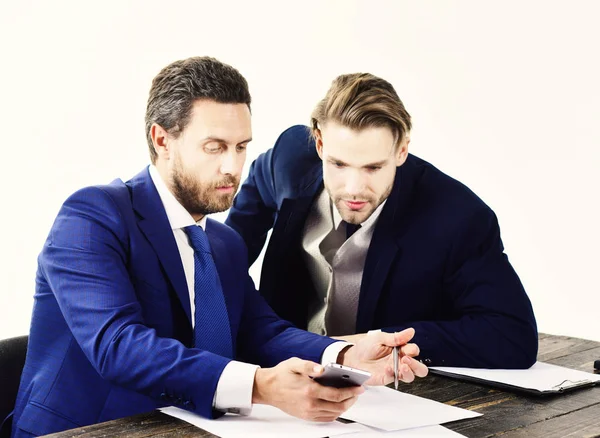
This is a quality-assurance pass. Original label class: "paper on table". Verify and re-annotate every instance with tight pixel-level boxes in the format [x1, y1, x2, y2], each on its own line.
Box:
[430, 361, 600, 393]
[160, 405, 365, 438]
[339, 423, 466, 437]
[340, 386, 481, 431]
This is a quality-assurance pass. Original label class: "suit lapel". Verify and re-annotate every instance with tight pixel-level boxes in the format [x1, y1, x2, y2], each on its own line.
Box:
[356, 158, 419, 332]
[130, 167, 192, 324]
[258, 165, 323, 326]
[274, 165, 324, 248]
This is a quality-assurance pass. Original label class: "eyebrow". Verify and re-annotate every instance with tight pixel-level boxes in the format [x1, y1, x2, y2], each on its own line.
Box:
[202, 136, 253, 145]
[328, 156, 388, 168]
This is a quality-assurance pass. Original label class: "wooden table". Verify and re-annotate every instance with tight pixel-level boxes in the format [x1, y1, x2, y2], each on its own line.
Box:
[43, 333, 600, 438]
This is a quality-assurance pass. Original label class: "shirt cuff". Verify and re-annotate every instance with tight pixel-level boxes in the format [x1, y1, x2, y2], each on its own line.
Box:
[213, 360, 259, 416]
[321, 341, 352, 366]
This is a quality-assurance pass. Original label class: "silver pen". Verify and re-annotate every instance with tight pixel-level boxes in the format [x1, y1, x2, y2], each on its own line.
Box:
[393, 346, 399, 390]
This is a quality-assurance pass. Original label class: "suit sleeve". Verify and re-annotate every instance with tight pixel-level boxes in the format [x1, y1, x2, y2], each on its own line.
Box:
[381, 209, 538, 369]
[226, 147, 278, 266]
[39, 187, 230, 419]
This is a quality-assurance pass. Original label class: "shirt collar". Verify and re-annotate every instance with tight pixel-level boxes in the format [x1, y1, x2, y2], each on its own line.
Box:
[332, 195, 387, 231]
[149, 165, 207, 230]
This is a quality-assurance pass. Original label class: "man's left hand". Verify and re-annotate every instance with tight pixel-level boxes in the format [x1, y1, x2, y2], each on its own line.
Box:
[338, 328, 428, 386]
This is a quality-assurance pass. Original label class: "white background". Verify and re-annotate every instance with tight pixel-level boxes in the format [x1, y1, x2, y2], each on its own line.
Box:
[1, 1, 598, 343]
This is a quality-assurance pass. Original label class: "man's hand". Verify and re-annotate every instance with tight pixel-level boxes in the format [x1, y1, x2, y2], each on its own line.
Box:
[252, 357, 364, 422]
[339, 328, 429, 386]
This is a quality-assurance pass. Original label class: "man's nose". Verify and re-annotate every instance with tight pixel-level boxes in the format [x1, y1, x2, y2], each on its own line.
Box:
[220, 150, 243, 175]
[345, 172, 366, 195]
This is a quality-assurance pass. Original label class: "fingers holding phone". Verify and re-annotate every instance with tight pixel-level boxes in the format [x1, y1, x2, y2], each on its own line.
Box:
[252, 357, 365, 422]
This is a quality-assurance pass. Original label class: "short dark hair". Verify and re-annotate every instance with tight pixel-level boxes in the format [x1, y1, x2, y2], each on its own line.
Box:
[145, 56, 251, 164]
[311, 73, 411, 147]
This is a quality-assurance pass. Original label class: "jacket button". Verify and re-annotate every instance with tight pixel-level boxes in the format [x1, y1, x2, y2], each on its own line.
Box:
[422, 358, 432, 365]
[160, 392, 168, 400]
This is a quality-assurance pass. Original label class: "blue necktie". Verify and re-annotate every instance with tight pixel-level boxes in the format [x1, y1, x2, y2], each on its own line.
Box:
[344, 221, 361, 239]
[184, 225, 233, 358]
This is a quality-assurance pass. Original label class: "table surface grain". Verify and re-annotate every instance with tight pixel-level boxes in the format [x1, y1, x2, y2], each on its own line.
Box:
[42, 333, 600, 438]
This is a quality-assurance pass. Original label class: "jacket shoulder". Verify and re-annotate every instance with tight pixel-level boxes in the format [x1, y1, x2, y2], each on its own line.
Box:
[404, 155, 495, 237]
[63, 178, 131, 207]
[271, 125, 320, 172]
[54, 178, 134, 243]
[409, 154, 491, 212]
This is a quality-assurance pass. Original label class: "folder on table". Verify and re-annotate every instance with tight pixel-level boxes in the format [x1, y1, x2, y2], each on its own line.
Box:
[429, 361, 600, 396]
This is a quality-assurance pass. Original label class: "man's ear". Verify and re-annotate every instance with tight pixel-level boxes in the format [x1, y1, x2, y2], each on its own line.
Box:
[395, 136, 410, 167]
[151, 123, 171, 160]
[314, 129, 324, 160]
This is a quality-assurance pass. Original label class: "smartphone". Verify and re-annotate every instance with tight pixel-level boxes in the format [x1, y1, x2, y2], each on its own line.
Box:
[312, 363, 371, 388]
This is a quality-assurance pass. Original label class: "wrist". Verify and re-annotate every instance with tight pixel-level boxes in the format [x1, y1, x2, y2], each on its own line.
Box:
[252, 367, 273, 405]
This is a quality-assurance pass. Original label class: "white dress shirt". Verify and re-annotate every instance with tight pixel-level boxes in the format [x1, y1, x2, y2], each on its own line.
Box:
[148, 166, 349, 415]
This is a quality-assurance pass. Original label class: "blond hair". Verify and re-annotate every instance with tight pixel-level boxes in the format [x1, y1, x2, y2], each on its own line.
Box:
[311, 73, 411, 146]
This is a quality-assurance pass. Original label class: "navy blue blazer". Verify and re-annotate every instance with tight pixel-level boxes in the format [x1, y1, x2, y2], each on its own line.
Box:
[226, 125, 538, 369]
[9, 167, 336, 438]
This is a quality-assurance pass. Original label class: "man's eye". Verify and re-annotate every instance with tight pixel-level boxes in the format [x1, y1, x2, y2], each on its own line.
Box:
[333, 162, 345, 168]
[236, 145, 247, 152]
[205, 145, 222, 153]
[366, 166, 381, 172]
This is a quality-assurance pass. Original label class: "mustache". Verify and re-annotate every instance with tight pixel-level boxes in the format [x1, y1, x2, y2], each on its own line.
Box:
[210, 175, 239, 189]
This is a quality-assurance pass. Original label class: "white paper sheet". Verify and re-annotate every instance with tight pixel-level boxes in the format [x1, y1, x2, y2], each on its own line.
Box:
[430, 361, 600, 392]
[340, 423, 466, 437]
[340, 386, 481, 431]
[160, 405, 365, 438]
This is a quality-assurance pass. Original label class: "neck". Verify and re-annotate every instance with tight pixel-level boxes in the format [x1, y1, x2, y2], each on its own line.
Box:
[192, 213, 205, 223]
[155, 160, 170, 186]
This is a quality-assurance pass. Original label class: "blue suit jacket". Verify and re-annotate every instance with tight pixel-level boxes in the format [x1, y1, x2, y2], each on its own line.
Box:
[225, 125, 538, 370]
[9, 167, 336, 438]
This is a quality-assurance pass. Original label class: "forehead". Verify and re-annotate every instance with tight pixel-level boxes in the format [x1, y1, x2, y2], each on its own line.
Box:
[184, 99, 252, 142]
[320, 122, 395, 163]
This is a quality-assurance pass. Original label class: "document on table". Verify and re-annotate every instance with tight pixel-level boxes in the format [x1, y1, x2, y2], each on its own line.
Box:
[342, 424, 467, 437]
[430, 361, 600, 395]
[160, 386, 480, 438]
[160, 405, 365, 438]
[340, 386, 481, 431]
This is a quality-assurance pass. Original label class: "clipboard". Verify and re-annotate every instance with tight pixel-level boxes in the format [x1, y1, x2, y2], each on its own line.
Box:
[429, 361, 600, 396]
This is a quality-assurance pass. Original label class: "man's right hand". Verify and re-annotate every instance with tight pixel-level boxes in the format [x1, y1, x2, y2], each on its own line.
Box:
[252, 357, 365, 422]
